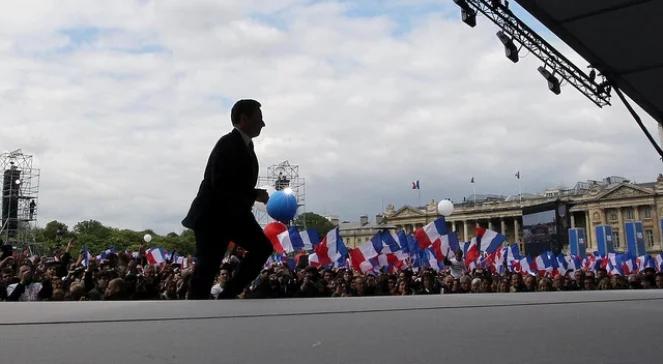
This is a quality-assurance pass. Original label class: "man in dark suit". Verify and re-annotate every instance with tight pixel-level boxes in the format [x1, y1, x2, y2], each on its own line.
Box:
[183, 99, 272, 299]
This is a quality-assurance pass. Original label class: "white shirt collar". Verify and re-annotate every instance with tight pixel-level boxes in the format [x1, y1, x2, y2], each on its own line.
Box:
[234, 126, 252, 147]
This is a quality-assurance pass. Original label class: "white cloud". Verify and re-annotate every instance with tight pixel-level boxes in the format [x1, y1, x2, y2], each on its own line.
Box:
[0, 0, 659, 234]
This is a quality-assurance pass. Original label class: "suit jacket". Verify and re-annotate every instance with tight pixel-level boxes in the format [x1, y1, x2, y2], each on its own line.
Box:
[182, 128, 259, 229]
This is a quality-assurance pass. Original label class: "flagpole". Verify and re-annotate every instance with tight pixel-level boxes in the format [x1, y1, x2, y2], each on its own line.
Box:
[473, 184, 476, 205]
[516, 171, 522, 207]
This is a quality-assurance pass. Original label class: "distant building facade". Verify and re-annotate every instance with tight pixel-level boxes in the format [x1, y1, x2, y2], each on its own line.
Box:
[382, 175, 663, 254]
[336, 214, 395, 249]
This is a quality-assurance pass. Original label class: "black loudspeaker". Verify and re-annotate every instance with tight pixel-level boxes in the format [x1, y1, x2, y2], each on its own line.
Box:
[2, 168, 20, 235]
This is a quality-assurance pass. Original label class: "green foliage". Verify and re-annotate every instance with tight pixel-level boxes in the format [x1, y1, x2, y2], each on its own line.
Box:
[293, 212, 335, 237]
[34, 220, 196, 257]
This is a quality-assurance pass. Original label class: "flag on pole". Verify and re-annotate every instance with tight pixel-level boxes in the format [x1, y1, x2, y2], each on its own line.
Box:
[82, 244, 92, 267]
[470, 177, 475, 183]
[412, 180, 420, 189]
[515, 171, 520, 179]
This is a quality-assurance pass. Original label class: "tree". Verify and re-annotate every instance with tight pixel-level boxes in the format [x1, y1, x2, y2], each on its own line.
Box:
[293, 212, 335, 237]
[42, 220, 69, 241]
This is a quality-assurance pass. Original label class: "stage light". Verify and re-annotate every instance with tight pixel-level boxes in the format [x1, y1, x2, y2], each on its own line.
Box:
[537, 66, 561, 95]
[454, 0, 477, 27]
[496, 31, 518, 63]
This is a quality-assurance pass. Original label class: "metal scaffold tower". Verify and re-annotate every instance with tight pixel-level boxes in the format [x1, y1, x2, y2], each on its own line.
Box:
[1, 149, 40, 246]
[253, 160, 306, 227]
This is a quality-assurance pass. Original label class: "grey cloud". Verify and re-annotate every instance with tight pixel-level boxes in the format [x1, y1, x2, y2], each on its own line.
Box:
[0, 1, 658, 234]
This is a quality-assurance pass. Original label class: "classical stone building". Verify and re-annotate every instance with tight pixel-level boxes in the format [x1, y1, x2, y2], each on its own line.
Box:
[383, 175, 663, 254]
[336, 215, 395, 249]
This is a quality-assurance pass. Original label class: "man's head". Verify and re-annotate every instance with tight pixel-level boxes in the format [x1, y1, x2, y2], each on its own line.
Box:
[231, 99, 264, 138]
[18, 264, 33, 283]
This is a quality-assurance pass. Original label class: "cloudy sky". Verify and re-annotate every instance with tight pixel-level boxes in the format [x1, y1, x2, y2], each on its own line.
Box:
[1, 0, 660, 234]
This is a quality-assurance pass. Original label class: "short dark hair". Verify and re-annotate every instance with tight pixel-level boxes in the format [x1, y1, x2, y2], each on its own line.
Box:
[231, 99, 261, 125]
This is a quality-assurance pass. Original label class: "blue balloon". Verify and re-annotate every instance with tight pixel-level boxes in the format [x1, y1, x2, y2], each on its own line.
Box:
[266, 190, 298, 223]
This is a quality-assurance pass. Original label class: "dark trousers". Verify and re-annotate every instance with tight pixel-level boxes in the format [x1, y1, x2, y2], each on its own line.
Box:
[189, 214, 272, 299]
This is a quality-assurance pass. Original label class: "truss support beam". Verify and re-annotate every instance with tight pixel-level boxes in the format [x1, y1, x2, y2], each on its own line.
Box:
[462, 0, 611, 107]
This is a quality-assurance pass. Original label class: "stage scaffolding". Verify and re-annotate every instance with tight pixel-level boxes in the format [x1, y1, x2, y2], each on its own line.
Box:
[253, 160, 306, 227]
[1, 149, 40, 246]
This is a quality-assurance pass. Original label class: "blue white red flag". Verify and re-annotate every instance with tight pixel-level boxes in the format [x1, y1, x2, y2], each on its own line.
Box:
[277, 228, 320, 253]
[81, 245, 92, 267]
[146, 247, 166, 265]
[637, 255, 655, 272]
[349, 248, 375, 273]
[415, 217, 448, 250]
[311, 228, 348, 267]
[465, 227, 506, 266]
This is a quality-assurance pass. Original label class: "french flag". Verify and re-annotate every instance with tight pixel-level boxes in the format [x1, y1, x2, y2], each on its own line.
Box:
[607, 253, 624, 276]
[415, 217, 449, 250]
[655, 253, 663, 272]
[349, 248, 375, 273]
[146, 248, 166, 265]
[541, 252, 557, 275]
[622, 255, 637, 275]
[424, 248, 443, 271]
[377, 230, 405, 253]
[396, 230, 416, 255]
[582, 254, 598, 272]
[359, 239, 380, 260]
[637, 255, 655, 272]
[81, 245, 93, 267]
[311, 228, 348, 267]
[465, 227, 506, 266]
[522, 256, 542, 276]
[564, 255, 582, 274]
[277, 227, 320, 253]
[556, 254, 570, 276]
[505, 244, 521, 262]
[519, 257, 532, 275]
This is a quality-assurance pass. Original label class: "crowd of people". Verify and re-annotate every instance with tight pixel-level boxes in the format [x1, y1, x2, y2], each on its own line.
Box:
[2, 240, 663, 302]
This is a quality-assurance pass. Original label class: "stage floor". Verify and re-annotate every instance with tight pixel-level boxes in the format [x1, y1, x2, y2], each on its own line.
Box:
[2, 290, 662, 364]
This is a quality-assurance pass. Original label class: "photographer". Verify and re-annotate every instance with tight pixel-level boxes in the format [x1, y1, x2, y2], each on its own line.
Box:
[6, 264, 52, 301]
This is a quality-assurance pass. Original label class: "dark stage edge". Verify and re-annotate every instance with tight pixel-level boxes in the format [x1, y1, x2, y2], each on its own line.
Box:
[2, 290, 662, 364]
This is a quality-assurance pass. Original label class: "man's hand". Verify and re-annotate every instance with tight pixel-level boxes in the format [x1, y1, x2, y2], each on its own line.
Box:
[65, 239, 75, 253]
[255, 188, 269, 204]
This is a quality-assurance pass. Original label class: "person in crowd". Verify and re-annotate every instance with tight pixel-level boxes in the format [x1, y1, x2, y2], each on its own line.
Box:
[538, 277, 553, 292]
[524, 275, 537, 292]
[6, 264, 51, 301]
[655, 273, 663, 289]
[552, 274, 565, 291]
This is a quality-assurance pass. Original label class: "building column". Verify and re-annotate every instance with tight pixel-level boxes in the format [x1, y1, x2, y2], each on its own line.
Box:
[451, 221, 456, 232]
[488, 220, 494, 230]
[514, 218, 520, 242]
[617, 208, 625, 249]
[463, 221, 469, 242]
[570, 214, 576, 228]
[585, 210, 593, 250]
[633, 205, 640, 220]
[500, 219, 506, 235]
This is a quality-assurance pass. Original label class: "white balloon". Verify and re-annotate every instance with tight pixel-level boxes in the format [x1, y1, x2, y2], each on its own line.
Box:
[437, 199, 454, 217]
[143, 234, 152, 243]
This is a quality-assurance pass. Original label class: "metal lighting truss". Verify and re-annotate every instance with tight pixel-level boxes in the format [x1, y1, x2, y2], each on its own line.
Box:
[459, 0, 611, 107]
